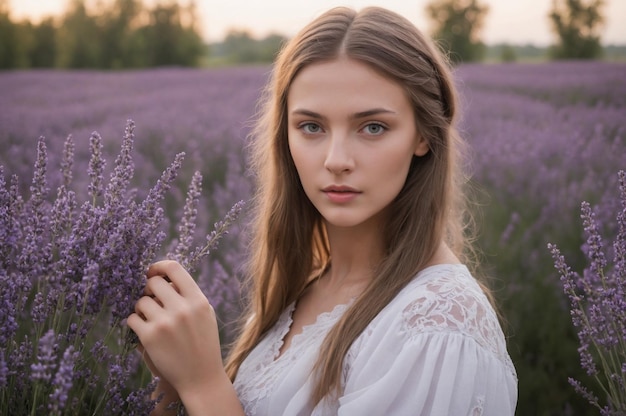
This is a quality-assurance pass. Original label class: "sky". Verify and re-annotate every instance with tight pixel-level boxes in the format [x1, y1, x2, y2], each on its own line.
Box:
[8, 0, 626, 46]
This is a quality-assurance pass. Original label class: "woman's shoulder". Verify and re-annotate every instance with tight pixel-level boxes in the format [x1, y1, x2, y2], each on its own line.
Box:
[379, 263, 509, 360]
[397, 263, 490, 315]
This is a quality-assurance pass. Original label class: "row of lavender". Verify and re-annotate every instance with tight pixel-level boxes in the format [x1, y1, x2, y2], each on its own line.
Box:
[0, 61, 624, 414]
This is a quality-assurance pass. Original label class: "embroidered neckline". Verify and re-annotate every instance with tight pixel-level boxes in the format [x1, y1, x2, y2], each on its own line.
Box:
[272, 300, 352, 362]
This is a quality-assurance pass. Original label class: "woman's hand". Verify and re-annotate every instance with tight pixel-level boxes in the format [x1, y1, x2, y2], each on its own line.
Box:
[127, 260, 226, 399]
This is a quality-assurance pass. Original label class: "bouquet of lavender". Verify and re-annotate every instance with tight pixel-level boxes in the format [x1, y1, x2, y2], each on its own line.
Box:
[548, 170, 626, 415]
[0, 120, 244, 415]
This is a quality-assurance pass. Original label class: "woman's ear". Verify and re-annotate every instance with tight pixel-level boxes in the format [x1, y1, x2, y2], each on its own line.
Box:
[414, 136, 429, 157]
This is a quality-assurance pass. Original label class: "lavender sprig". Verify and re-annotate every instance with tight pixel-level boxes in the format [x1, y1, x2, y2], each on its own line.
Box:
[182, 199, 245, 274]
[87, 132, 105, 205]
[549, 170, 626, 415]
[60, 135, 74, 188]
[169, 170, 203, 263]
[48, 345, 77, 415]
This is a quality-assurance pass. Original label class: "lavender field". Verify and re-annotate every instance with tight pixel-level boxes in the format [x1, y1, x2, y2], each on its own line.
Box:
[1, 61, 625, 415]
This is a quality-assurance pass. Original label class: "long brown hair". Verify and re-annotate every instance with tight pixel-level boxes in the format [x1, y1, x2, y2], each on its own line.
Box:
[225, 6, 477, 404]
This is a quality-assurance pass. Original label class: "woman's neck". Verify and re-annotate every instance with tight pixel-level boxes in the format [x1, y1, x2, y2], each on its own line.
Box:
[323, 222, 384, 293]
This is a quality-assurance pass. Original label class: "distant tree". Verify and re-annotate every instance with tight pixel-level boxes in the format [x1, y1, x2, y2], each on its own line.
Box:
[1, 16, 39, 68]
[28, 18, 57, 67]
[99, 0, 142, 68]
[222, 30, 261, 63]
[0, 17, 16, 68]
[142, 2, 204, 66]
[499, 43, 517, 63]
[425, 0, 489, 64]
[257, 33, 287, 62]
[56, 0, 102, 68]
[549, 0, 605, 59]
[221, 30, 286, 64]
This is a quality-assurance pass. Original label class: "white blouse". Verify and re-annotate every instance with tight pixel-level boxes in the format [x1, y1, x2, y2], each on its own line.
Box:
[233, 264, 518, 415]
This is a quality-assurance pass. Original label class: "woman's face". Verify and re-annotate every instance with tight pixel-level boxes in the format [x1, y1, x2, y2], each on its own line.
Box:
[287, 57, 429, 231]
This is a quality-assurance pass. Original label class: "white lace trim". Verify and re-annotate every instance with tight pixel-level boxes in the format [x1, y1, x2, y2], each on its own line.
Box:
[399, 265, 516, 376]
[469, 396, 485, 416]
[235, 301, 350, 415]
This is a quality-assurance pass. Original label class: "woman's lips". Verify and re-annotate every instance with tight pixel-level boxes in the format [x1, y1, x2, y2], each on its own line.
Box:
[322, 186, 361, 203]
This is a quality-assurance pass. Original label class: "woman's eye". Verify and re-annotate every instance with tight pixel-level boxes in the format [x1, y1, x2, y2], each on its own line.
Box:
[300, 123, 322, 134]
[363, 123, 386, 135]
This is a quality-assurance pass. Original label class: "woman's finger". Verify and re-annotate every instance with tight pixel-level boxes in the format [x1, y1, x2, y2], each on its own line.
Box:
[134, 295, 163, 321]
[145, 274, 180, 305]
[146, 260, 198, 298]
[127, 312, 146, 334]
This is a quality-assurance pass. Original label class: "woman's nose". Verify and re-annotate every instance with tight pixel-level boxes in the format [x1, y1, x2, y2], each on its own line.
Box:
[324, 133, 355, 174]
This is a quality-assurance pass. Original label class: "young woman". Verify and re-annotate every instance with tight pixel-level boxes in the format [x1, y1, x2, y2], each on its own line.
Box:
[127, 6, 518, 415]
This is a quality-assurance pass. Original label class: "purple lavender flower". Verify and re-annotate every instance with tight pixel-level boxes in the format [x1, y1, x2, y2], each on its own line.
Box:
[30, 329, 58, 383]
[50, 186, 76, 250]
[614, 171, 626, 288]
[169, 170, 203, 263]
[0, 273, 19, 348]
[549, 170, 626, 414]
[88, 131, 106, 204]
[185, 199, 245, 273]
[31, 291, 49, 324]
[29, 137, 49, 208]
[0, 350, 7, 387]
[61, 136, 74, 185]
[123, 377, 159, 416]
[104, 120, 135, 210]
[78, 260, 102, 317]
[8, 337, 33, 397]
[17, 137, 52, 278]
[50, 137, 77, 257]
[580, 201, 607, 283]
[0, 167, 12, 263]
[105, 361, 127, 415]
[48, 345, 77, 414]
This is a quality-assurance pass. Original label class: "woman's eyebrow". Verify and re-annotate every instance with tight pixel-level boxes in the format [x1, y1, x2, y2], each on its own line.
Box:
[351, 108, 396, 119]
[290, 108, 325, 120]
[290, 108, 396, 120]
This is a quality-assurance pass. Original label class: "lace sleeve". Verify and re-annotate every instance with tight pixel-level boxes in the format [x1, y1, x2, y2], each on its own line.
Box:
[400, 270, 514, 373]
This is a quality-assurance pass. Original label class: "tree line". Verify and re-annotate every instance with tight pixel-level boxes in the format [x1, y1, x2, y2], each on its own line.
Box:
[0, 0, 608, 69]
[0, 0, 206, 69]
